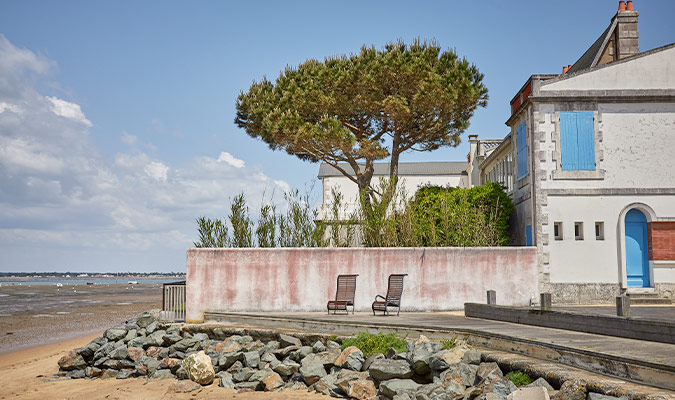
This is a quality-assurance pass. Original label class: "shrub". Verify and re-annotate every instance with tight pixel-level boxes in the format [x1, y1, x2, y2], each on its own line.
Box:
[340, 332, 408, 357]
[506, 371, 534, 387]
[441, 337, 458, 350]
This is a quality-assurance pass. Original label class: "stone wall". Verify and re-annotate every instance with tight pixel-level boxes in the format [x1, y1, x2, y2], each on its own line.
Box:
[185, 247, 538, 322]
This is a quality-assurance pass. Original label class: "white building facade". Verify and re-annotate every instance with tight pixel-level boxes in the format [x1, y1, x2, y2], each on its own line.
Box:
[481, 5, 675, 302]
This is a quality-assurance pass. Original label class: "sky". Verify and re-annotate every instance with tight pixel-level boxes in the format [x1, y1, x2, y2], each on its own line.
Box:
[0, 1, 673, 273]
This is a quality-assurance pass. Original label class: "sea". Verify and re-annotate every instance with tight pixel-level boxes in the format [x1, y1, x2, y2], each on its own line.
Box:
[0, 278, 180, 286]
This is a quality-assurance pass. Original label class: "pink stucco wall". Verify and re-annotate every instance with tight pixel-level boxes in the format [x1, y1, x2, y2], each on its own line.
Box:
[186, 247, 538, 322]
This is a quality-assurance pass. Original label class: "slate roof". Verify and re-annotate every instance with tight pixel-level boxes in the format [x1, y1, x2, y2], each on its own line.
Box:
[567, 23, 615, 74]
[317, 161, 467, 178]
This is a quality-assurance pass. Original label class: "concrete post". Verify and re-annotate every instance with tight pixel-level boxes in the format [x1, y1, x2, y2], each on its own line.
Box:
[540, 293, 552, 311]
[617, 295, 631, 317]
[487, 290, 496, 305]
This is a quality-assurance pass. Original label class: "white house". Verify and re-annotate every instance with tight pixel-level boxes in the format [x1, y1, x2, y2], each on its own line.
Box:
[480, 2, 675, 302]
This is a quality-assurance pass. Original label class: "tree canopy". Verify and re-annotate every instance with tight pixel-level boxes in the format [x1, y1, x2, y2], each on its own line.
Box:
[235, 39, 488, 206]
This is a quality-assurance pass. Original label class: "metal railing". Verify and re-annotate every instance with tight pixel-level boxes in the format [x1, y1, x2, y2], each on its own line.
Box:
[160, 280, 186, 322]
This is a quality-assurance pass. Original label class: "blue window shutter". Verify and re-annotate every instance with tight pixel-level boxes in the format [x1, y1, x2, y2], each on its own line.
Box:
[560, 112, 595, 171]
[560, 112, 578, 170]
[525, 225, 532, 246]
[576, 112, 595, 170]
[517, 121, 527, 179]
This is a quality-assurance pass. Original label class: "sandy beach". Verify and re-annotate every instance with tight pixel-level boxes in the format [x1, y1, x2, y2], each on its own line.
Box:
[0, 282, 327, 399]
[0, 333, 327, 400]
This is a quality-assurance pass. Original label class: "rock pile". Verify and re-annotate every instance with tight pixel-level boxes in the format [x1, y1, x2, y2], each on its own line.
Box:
[58, 310, 613, 400]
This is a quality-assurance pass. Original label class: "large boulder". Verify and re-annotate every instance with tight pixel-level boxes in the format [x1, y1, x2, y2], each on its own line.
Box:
[279, 334, 302, 348]
[368, 359, 413, 381]
[143, 330, 167, 349]
[299, 362, 327, 385]
[182, 351, 215, 385]
[430, 347, 469, 371]
[249, 369, 284, 391]
[109, 345, 129, 360]
[58, 350, 86, 371]
[273, 359, 300, 377]
[335, 346, 365, 371]
[104, 327, 127, 342]
[439, 363, 478, 387]
[335, 371, 376, 400]
[218, 372, 235, 388]
[507, 387, 551, 400]
[135, 310, 159, 328]
[411, 341, 443, 375]
[217, 351, 241, 371]
[301, 348, 340, 370]
[415, 381, 465, 400]
[379, 379, 421, 399]
[241, 350, 260, 369]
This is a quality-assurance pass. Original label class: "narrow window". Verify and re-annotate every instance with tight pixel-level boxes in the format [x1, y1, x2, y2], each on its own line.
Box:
[525, 225, 533, 246]
[554, 222, 563, 240]
[574, 222, 584, 240]
[595, 222, 604, 240]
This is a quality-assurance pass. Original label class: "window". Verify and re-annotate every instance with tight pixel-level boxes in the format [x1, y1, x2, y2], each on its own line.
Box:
[560, 112, 595, 171]
[575, 222, 584, 240]
[595, 222, 604, 240]
[554, 222, 563, 241]
[516, 121, 527, 179]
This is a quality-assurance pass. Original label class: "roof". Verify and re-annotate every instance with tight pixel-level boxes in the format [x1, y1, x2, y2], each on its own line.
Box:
[567, 22, 615, 74]
[317, 161, 467, 178]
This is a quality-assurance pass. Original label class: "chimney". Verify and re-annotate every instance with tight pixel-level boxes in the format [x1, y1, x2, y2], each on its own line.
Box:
[615, 0, 639, 59]
[562, 66, 568, 74]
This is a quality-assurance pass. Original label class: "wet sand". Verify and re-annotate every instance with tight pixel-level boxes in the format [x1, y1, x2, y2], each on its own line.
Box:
[0, 283, 163, 354]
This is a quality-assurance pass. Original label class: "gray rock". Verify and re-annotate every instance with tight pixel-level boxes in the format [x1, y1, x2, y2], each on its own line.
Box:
[260, 352, 280, 368]
[439, 363, 478, 387]
[411, 341, 443, 375]
[342, 349, 365, 371]
[327, 340, 341, 350]
[171, 338, 198, 353]
[77, 342, 101, 358]
[301, 348, 340, 370]
[66, 369, 85, 379]
[299, 362, 327, 385]
[169, 350, 185, 360]
[145, 321, 158, 334]
[150, 369, 174, 379]
[143, 330, 167, 349]
[242, 350, 260, 368]
[175, 366, 188, 380]
[363, 353, 385, 371]
[279, 333, 302, 348]
[312, 373, 340, 397]
[587, 393, 628, 400]
[219, 372, 235, 388]
[145, 359, 161, 375]
[110, 345, 129, 360]
[93, 356, 109, 368]
[128, 337, 145, 348]
[233, 367, 256, 382]
[379, 379, 421, 398]
[123, 329, 137, 343]
[485, 379, 517, 400]
[135, 310, 159, 328]
[227, 360, 243, 374]
[58, 350, 87, 371]
[162, 333, 182, 346]
[525, 377, 554, 391]
[312, 340, 326, 353]
[262, 340, 280, 353]
[273, 359, 301, 377]
[104, 327, 127, 342]
[393, 394, 414, 400]
[462, 348, 482, 365]
[116, 369, 134, 379]
[218, 351, 241, 370]
[192, 332, 209, 342]
[385, 348, 398, 359]
[476, 362, 504, 384]
[368, 359, 413, 381]
[94, 342, 115, 360]
[234, 381, 261, 390]
[290, 346, 313, 362]
[85, 366, 102, 378]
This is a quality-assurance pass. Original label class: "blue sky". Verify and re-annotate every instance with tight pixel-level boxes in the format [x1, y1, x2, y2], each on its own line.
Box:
[1, 1, 673, 272]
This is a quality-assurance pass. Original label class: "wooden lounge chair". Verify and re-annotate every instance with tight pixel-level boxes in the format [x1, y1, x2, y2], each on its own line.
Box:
[327, 274, 358, 315]
[372, 274, 407, 316]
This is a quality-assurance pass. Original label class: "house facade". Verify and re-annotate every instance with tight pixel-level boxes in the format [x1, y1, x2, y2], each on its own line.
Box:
[480, 3, 675, 302]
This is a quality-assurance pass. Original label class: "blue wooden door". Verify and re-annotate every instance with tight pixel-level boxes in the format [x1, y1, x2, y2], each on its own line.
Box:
[625, 209, 650, 287]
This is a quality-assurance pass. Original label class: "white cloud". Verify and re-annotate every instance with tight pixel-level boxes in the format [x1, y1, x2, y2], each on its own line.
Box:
[217, 151, 245, 168]
[144, 161, 169, 182]
[47, 96, 93, 127]
[0, 35, 298, 272]
[121, 131, 137, 146]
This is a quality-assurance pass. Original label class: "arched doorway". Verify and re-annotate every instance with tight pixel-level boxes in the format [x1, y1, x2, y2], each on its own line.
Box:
[625, 209, 650, 287]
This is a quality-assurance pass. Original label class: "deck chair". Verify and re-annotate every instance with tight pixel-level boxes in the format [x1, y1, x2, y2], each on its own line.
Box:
[372, 274, 408, 316]
[327, 274, 358, 315]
